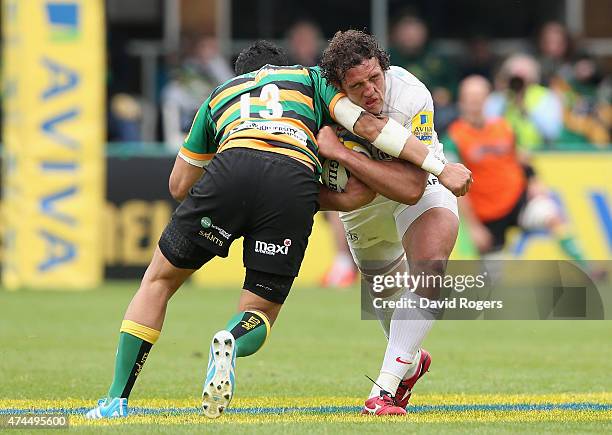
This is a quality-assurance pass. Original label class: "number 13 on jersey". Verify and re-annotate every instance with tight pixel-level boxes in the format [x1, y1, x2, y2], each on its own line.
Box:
[240, 84, 284, 119]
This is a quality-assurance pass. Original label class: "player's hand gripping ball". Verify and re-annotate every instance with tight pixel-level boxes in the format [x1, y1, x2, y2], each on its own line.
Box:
[320, 125, 372, 192]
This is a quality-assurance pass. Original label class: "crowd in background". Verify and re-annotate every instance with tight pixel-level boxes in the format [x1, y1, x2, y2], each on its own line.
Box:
[107, 14, 611, 152]
[92, 15, 612, 288]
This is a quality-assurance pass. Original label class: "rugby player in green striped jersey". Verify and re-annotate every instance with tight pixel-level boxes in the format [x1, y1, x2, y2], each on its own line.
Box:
[86, 40, 472, 420]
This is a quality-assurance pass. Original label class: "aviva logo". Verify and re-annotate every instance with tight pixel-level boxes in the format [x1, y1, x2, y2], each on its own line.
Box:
[45, 2, 80, 42]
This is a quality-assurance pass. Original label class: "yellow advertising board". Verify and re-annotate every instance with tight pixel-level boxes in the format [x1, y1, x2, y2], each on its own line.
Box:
[2, 0, 105, 288]
[506, 153, 611, 260]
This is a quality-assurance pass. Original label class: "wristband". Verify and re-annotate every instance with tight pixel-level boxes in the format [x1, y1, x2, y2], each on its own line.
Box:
[334, 97, 364, 134]
[421, 150, 445, 176]
[371, 117, 411, 158]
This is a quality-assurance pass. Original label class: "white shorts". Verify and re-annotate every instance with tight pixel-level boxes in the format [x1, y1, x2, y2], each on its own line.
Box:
[340, 175, 458, 269]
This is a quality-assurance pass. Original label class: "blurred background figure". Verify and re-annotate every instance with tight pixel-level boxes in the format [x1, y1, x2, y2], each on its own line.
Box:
[536, 21, 574, 86]
[445, 76, 589, 268]
[461, 36, 497, 83]
[388, 13, 459, 133]
[161, 36, 233, 149]
[534, 21, 610, 148]
[551, 53, 611, 147]
[319, 212, 358, 289]
[108, 93, 143, 142]
[485, 53, 562, 151]
[286, 20, 322, 66]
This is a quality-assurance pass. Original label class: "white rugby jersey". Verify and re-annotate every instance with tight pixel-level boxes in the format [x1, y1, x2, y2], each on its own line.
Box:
[354, 66, 443, 161]
[338, 66, 445, 206]
[381, 66, 444, 158]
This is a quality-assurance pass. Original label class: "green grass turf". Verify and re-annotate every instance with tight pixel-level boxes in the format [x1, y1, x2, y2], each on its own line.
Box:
[1, 282, 611, 433]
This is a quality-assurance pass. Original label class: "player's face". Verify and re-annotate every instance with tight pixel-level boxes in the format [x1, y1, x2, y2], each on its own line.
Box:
[340, 58, 386, 114]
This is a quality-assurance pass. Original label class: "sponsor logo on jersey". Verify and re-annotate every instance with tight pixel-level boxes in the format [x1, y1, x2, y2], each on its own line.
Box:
[413, 111, 433, 144]
[255, 240, 290, 256]
[230, 120, 309, 146]
[199, 230, 223, 246]
[346, 231, 359, 242]
[200, 217, 231, 239]
[201, 216, 212, 228]
[427, 176, 439, 186]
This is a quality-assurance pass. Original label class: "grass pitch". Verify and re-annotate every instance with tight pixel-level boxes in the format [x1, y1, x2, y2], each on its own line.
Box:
[1, 282, 611, 433]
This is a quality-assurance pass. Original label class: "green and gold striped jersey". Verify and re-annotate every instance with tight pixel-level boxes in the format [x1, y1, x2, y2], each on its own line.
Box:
[179, 65, 344, 173]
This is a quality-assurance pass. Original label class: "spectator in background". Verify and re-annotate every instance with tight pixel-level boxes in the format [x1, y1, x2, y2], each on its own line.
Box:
[461, 36, 497, 82]
[108, 93, 142, 142]
[485, 54, 562, 151]
[186, 36, 234, 85]
[551, 54, 611, 147]
[161, 36, 234, 149]
[286, 21, 322, 67]
[445, 76, 590, 267]
[388, 14, 459, 133]
[536, 21, 573, 86]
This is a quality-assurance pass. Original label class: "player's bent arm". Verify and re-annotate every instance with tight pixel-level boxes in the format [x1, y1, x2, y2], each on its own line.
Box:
[334, 98, 436, 172]
[169, 155, 205, 201]
[336, 151, 427, 205]
[318, 178, 376, 212]
[333, 97, 472, 197]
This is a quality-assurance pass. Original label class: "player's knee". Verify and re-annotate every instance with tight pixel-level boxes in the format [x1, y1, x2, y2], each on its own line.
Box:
[138, 273, 180, 302]
[243, 269, 294, 308]
[412, 258, 448, 277]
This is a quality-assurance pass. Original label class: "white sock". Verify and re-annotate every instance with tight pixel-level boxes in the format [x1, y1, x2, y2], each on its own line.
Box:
[369, 372, 401, 398]
[368, 349, 422, 398]
[402, 348, 421, 380]
[380, 291, 438, 383]
[362, 256, 408, 338]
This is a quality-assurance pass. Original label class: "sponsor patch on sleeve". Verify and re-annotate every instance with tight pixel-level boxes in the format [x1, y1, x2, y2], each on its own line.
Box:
[412, 111, 433, 144]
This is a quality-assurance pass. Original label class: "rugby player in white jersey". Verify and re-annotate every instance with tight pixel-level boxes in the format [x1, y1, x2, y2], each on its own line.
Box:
[318, 30, 468, 415]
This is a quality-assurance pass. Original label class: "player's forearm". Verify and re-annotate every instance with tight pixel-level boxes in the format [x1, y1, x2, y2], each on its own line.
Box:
[169, 156, 205, 201]
[334, 97, 444, 175]
[336, 150, 427, 205]
[318, 188, 349, 212]
[353, 113, 437, 172]
[318, 185, 368, 212]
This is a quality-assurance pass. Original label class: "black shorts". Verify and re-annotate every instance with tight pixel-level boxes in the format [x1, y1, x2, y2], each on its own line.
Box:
[483, 188, 528, 251]
[160, 147, 319, 281]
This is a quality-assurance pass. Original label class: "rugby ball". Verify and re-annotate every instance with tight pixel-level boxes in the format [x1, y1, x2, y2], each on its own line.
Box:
[320, 126, 372, 192]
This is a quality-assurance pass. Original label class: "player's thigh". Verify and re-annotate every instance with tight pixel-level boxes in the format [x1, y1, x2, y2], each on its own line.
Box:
[168, 150, 253, 261]
[396, 188, 459, 263]
[141, 245, 197, 293]
[242, 154, 319, 304]
[349, 240, 405, 274]
[237, 269, 295, 326]
[340, 199, 401, 263]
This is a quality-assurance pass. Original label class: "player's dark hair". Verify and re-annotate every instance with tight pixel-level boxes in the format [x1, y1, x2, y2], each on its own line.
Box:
[320, 30, 390, 86]
[234, 40, 290, 75]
